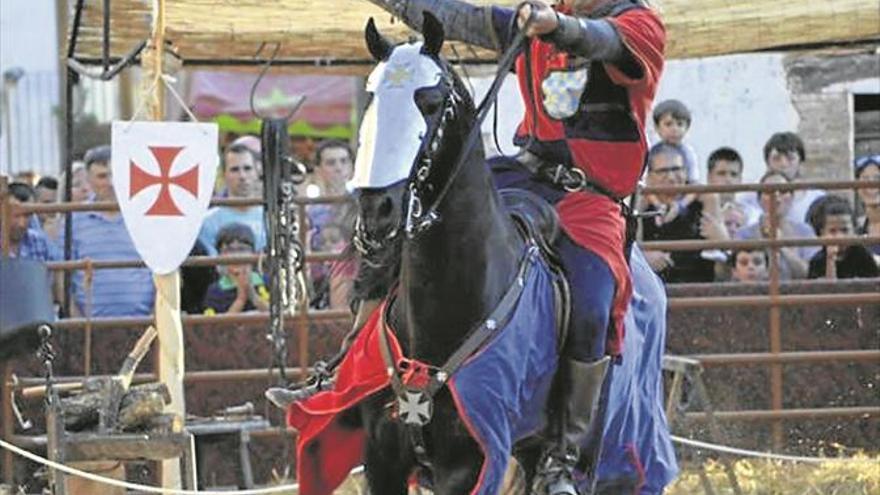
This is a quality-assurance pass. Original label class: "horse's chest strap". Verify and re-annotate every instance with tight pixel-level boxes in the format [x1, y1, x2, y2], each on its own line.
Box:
[377, 247, 537, 461]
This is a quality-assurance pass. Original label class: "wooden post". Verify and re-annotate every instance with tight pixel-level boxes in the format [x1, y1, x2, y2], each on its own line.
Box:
[141, 0, 184, 488]
[154, 272, 184, 488]
[1, 176, 14, 482]
[766, 192, 784, 450]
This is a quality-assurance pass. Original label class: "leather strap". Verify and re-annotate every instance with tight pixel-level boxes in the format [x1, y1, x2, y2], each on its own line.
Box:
[377, 246, 538, 464]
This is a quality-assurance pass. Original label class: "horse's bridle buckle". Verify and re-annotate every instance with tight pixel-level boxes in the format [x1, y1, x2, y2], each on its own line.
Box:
[562, 166, 588, 193]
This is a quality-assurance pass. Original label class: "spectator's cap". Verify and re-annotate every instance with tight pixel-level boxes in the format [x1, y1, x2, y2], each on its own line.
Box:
[83, 145, 112, 169]
[230, 135, 261, 157]
[215, 222, 256, 252]
[8, 182, 35, 202]
[652, 99, 692, 126]
[855, 154, 880, 178]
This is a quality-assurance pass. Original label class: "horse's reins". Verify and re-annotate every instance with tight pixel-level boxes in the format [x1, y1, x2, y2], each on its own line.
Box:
[405, 9, 535, 236]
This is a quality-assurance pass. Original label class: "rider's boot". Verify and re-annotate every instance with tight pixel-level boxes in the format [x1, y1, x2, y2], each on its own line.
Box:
[538, 356, 610, 495]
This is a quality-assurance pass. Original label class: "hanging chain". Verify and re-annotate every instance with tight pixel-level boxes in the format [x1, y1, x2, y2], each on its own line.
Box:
[262, 118, 307, 386]
[36, 325, 59, 409]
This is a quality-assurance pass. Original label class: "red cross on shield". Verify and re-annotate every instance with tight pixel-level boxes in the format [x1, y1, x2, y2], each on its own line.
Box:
[112, 121, 219, 274]
[130, 146, 200, 216]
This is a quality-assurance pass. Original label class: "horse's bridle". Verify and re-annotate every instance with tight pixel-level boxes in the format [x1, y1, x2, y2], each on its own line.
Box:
[353, 69, 463, 264]
[354, 21, 530, 266]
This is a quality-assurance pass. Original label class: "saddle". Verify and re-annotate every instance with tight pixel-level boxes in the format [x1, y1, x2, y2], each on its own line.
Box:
[0, 258, 55, 362]
[499, 188, 571, 351]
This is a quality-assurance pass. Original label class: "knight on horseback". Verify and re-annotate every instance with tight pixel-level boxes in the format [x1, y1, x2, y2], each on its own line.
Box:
[355, 1, 666, 493]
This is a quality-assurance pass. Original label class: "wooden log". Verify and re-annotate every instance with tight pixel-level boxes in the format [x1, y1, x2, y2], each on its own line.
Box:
[60, 387, 104, 431]
[118, 383, 170, 431]
[60, 382, 170, 432]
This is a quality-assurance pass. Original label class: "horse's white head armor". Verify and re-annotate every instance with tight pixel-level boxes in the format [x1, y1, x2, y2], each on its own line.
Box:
[349, 41, 444, 190]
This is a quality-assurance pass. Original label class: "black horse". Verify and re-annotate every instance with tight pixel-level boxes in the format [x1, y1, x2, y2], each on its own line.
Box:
[348, 14, 560, 494]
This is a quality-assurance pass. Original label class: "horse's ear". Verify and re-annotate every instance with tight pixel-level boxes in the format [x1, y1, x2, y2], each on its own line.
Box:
[421, 11, 444, 57]
[365, 17, 393, 61]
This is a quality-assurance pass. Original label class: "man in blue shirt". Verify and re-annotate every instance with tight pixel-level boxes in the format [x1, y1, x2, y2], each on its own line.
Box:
[3, 182, 60, 262]
[70, 146, 155, 317]
[198, 142, 266, 256]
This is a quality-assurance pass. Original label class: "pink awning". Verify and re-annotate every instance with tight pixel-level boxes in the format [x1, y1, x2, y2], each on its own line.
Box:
[187, 70, 357, 128]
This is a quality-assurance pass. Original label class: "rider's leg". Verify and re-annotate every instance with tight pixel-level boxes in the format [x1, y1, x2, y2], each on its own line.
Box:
[542, 236, 615, 495]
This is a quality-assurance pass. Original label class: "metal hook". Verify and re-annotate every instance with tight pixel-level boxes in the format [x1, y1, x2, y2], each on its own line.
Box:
[249, 42, 306, 121]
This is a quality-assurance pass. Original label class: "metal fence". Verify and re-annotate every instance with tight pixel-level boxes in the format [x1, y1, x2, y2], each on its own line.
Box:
[1, 178, 879, 482]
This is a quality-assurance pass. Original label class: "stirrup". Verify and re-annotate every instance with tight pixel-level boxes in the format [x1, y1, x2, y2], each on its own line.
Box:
[535, 449, 580, 495]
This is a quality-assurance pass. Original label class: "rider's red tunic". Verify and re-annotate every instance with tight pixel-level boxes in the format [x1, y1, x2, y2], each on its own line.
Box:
[514, 6, 666, 354]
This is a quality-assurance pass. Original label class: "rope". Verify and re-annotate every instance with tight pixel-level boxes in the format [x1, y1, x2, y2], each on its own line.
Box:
[4, 433, 870, 491]
[124, 74, 162, 129]
[0, 437, 366, 494]
[160, 74, 200, 123]
[671, 435, 871, 464]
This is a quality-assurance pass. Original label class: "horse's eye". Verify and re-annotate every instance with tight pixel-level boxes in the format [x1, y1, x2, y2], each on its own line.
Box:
[416, 90, 444, 116]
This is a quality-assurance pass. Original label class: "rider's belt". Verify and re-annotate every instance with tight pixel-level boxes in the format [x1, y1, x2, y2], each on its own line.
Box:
[517, 151, 622, 201]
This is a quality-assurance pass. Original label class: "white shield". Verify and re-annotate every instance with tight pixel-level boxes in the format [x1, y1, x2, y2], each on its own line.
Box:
[111, 121, 219, 275]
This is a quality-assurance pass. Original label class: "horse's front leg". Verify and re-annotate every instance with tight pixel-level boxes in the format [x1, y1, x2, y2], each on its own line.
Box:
[431, 453, 485, 495]
[429, 405, 487, 495]
[362, 393, 413, 495]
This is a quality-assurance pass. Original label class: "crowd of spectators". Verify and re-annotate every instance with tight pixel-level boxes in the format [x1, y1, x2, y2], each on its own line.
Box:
[2, 133, 358, 318]
[3, 99, 879, 319]
[639, 99, 879, 284]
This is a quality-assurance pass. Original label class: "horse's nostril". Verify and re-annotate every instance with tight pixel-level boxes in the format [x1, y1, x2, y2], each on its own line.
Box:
[379, 197, 394, 217]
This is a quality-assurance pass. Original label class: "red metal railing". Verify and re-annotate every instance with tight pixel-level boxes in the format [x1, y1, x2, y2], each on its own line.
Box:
[1, 177, 878, 480]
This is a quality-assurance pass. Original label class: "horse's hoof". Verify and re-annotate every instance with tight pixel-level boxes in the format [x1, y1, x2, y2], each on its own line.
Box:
[265, 387, 299, 409]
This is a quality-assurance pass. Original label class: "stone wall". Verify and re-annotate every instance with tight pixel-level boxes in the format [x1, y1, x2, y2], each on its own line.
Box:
[785, 49, 880, 180]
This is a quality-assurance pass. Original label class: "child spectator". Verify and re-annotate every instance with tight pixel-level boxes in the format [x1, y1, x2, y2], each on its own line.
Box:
[721, 202, 747, 239]
[309, 221, 356, 310]
[729, 248, 769, 283]
[736, 171, 817, 280]
[706, 147, 761, 225]
[806, 196, 878, 280]
[652, 99, 700, 183]
[203, 223, 270, 314]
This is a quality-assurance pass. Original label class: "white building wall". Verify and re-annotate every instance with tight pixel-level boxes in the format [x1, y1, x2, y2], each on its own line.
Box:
[654, 53, 800, 182]
[0, 0, 61, 177]
[471, 52, 802, 183]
